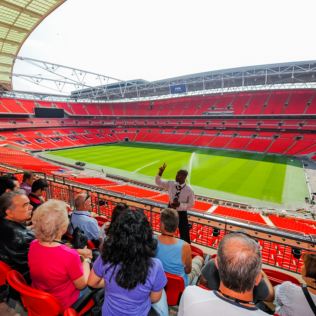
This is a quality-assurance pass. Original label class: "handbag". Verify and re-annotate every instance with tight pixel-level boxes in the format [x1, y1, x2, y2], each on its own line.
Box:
[70, 214, 88, 249]
[72, 227, 88, 249]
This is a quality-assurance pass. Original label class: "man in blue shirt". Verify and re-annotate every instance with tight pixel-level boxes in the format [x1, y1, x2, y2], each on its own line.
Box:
[69, 193, 100, 244]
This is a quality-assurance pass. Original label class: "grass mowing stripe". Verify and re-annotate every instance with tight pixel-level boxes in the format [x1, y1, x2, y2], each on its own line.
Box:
[49, 142, 308, 207]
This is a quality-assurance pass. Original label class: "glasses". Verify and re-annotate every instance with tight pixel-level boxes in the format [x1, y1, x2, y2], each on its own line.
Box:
[84, 194, 90, 202]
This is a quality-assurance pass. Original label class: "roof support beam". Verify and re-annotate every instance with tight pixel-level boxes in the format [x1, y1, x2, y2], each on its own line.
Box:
[0, 52, 15, 58]
[0, 71, 11, 76]
[0, 1, 42, 18]
[0, 20, 29, 33]
[0, 38, 20, 46]
[0, 62, 11, 68]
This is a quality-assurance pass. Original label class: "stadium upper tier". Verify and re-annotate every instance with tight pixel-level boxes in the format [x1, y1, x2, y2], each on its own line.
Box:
[1, 89, 316, 156]
[1, 89, 316, 116]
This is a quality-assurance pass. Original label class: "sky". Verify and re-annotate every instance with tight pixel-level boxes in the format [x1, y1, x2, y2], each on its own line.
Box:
[13, 0, 316, 94]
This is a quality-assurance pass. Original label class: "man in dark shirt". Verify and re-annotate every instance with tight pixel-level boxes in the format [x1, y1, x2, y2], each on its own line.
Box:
[0, 175, 15, 196]
[28, 178, 48, 211]
[0, 190, 34, 282]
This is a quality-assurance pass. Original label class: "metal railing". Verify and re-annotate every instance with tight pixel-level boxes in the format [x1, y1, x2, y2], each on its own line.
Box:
[44, 175, 316, 274]
[1, 169, 315, 274]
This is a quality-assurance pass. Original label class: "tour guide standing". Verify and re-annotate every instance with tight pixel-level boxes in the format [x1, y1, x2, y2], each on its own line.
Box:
[155, 163, 194, 243]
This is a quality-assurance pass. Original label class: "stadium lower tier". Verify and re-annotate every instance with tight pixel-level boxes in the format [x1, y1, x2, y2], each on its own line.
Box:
[1, 127, 316, 156]
[0, 146, 315, 240]
[11, 171, 315, 274]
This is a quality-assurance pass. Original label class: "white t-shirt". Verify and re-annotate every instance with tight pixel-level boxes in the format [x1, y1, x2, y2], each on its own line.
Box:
[275, 281, 316, 316]
[155, 176, 194, 211]
[178, 286, 269, 316]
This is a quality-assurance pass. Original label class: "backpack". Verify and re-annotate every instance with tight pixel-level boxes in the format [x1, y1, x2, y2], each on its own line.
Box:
[72, 226, 88, 249]
[70, 214, 88, 249]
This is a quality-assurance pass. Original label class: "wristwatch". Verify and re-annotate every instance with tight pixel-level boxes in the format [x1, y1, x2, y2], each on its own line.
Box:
[84, 258, 92, 264]
[80, 256, 92, 264]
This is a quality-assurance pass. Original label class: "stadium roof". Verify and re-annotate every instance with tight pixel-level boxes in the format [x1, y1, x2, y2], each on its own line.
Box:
[0, 0, 65, 91]
[71, 60, 316, 101]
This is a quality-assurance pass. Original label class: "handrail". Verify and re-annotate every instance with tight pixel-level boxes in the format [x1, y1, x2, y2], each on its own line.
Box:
[2, 167, 315, 273]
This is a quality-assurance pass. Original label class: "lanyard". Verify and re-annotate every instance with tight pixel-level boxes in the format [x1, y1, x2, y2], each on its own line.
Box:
[216, 290, 255, 306]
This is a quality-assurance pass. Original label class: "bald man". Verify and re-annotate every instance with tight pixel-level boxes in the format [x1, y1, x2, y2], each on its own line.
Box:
[179, 233, 269, 315]
[69, 193, 100, 243]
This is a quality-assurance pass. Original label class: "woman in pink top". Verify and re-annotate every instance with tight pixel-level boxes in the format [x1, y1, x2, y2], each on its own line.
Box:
[28, 199, 91, 310]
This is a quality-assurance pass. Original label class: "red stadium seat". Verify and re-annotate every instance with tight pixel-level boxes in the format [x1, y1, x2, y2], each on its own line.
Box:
[6, 270, 95, 316]
[190, 244, 204, 258]
[263, 268, 301, 286]
[63, 308, 79, 316]
[165, 272, 185, 306]
[6, 270, 63, 316]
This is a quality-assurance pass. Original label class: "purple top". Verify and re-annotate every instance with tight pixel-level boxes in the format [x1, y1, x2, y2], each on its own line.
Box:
[20, 182, 31, 196]
[93, 256, 167, 316]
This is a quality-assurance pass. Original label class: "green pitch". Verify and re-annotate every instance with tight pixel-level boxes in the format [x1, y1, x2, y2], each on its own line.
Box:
[48, 142, 308, 208]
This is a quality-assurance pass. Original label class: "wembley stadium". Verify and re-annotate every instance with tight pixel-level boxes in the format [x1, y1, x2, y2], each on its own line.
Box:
[0, 1, 316, 315]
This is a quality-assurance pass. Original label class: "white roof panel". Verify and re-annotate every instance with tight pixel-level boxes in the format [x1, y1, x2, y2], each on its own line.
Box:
[0, 0, 65, 91]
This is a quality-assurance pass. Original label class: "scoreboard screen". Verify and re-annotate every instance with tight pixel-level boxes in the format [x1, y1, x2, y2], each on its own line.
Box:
[170, 84, 187, 94]
[35, 108, 64, 118]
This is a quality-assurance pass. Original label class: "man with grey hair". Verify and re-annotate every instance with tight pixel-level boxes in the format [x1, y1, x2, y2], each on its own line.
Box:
[178, 233, 269, 315]
[69, 193, 100, 244]
[0, 190, 34, 282]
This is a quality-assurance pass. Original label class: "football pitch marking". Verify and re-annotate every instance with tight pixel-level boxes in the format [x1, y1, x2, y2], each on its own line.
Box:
[188, 152, 196, 184]
[132, 160, 160, 173]
[45, 142, 309, 209]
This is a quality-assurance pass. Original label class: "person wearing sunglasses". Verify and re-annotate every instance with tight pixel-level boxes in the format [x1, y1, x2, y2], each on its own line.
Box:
[69, 193, 101, 246]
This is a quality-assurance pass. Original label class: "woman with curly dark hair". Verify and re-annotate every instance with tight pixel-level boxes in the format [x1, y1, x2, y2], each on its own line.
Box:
[88, 208, 167, 316]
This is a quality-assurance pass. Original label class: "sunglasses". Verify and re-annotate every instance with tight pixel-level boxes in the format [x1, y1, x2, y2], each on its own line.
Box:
[84, 194, 90, 202]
